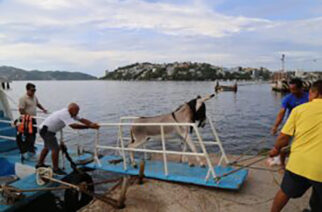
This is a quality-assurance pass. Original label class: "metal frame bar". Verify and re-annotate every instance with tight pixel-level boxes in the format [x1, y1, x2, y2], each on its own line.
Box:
[0, 101, 229, 182]
[94, 116, 228, 182]
[207, 116, 230, 165]
[160, 126, 168, 176]
[0, 117, 69, 163]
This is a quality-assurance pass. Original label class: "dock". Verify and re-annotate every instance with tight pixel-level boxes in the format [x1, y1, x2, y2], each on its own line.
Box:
[80, 154, 310, 212]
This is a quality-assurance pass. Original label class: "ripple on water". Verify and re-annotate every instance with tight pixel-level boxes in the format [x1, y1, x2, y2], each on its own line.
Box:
[7, 81, 283, 155]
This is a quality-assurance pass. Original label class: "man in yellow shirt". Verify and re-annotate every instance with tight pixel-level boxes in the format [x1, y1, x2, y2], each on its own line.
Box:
[270, 80, 322, 212]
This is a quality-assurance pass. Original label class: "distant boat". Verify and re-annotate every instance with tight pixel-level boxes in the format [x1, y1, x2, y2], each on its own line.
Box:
[271, 79, 290, 93]
[215, 81, 238, 92]
[271, 72, 314, 93]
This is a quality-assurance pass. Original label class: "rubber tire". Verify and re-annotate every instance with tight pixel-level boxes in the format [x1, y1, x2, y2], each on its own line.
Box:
[63, 172, 94, 212]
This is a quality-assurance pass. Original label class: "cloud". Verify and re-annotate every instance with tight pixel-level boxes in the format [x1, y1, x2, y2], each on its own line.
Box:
[5, 0, 272, 38]
[0, 0, 321, 75]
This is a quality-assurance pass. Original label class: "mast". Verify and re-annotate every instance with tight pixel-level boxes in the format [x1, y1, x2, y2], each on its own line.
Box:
[281, 54, 285, 72]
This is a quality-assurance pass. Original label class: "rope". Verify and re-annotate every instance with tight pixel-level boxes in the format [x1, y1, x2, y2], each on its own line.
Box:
[60, 143, 80, 173]
[0, 185, 70, 193]
[215, 156, 268, 181]
[233, 163, 283, 172]
[216, 145, 290, 181]
[228, 134, 272, 165]
[0, 177, 123, 194]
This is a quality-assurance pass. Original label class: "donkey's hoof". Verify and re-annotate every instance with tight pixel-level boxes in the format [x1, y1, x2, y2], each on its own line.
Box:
[200, 164, 206, 168]
[132, 164, 138, 169]
[188, 163, 195, 167]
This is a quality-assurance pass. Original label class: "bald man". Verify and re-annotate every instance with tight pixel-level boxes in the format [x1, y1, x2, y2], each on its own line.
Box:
[37, 103, 99, 175]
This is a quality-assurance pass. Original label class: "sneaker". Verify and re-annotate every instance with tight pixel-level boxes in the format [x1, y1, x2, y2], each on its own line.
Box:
[35, 164, 50, 169]
[53, 168, 67, 175]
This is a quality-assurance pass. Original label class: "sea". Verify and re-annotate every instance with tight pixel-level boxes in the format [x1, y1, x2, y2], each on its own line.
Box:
[6, 80, 285, 155]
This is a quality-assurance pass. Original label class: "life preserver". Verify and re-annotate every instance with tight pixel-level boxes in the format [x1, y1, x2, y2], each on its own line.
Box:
[15, 115, 36, 158]
[63, 172, 94, 212]
[17, 115, 33, 134]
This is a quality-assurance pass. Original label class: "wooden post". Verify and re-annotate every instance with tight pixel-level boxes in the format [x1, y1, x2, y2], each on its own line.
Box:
[138, 160, 145, 185]
[118, 177, 129, 209]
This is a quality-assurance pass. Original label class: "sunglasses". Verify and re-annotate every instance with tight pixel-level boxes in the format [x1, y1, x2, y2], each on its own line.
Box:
[29, 89, 36, 92]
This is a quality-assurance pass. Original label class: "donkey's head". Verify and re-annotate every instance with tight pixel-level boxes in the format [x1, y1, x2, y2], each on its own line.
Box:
[187, 94, 215, 128]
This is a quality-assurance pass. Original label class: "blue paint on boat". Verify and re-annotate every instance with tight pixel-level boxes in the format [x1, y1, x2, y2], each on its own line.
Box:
[0, 116, 94, 211]
[0, 116, 18, 153]
[86, 155, 248, 190]
[0, 144, 94, 212]
[0, 158, 15, 176]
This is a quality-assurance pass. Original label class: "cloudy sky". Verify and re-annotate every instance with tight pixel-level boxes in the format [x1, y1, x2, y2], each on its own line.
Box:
[1, 0, 322, 76]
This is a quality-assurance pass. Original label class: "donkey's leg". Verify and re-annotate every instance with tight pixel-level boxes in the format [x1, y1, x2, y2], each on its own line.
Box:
[180, 142, 188, 163]
[176, 127, 189, 163]
[184, 135, 205, 167]
[128, 137, 149, 168]
[178, 129, 197, 166]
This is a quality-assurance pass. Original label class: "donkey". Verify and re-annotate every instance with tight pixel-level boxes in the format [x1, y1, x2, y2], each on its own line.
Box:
[128, 94, 215, 168]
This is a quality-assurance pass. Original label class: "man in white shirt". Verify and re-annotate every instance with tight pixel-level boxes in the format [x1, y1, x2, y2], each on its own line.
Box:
[37, 103, 99, 175]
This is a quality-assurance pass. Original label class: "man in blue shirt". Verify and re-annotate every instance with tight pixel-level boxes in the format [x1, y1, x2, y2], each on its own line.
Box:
[270, 78, 309, 168]
[271, 78, 309, 135]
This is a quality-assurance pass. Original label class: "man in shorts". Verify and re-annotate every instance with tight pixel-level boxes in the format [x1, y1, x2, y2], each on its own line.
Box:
[36, 103, 99, 175]
[270, 80, 322, 212]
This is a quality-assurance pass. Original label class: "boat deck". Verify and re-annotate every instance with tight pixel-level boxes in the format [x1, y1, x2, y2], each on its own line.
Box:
[86, 155, 248, 190]
[0, 145, 93, 212]
[80, 154, 311, 212]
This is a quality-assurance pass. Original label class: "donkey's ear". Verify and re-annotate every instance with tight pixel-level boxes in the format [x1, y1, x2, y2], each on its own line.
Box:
[200, 94, 215, 102]
[197, 95, 201, 99]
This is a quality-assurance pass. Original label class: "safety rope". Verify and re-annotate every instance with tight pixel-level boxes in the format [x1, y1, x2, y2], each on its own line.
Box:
[216, 145, 290, 181]
[0, 178, 123, 194]
[228, 134, 272, 165]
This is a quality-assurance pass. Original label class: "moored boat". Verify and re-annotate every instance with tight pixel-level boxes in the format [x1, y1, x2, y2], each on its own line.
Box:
[0, 84, 101, 211]
[215, 81, 238, 92]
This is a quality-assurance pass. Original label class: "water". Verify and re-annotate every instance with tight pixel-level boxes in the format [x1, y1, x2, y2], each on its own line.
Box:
[6, 80, 285, 154]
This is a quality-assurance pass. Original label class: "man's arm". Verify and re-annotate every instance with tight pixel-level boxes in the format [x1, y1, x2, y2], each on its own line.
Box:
[69, 123, 100, 130]
[69, 118, 100, 130]
[78, 118, 93, 126]
[19, 108, 26, 115]
[269, 133, 291, 157]
[79, 118, 100, 129]
[270, 108, 296, 157]
[37, 103, 47, 113]
[271, 108, 286, 135]
[18, 97, 26, 115]
[69, 123, 91, 130]
[36, 98, 47, 113]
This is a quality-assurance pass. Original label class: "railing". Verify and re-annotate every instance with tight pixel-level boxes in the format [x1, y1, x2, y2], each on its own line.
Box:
[0, 115, 85, 169]
[0, 113, 230, 182]
[116, 116, 229, 165]
[93, 116, 229, 182]
[0, 115, 86, 143]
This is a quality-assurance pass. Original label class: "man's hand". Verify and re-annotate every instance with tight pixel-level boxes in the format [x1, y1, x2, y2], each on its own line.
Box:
[42, 109, 48, 114]
[90, 123, 100, 129]
[271, 125, 278, 135]
[269, 146, 280, 157]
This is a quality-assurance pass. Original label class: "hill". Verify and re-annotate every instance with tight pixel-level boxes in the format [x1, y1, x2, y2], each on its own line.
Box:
[0, 66, 96, 80]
